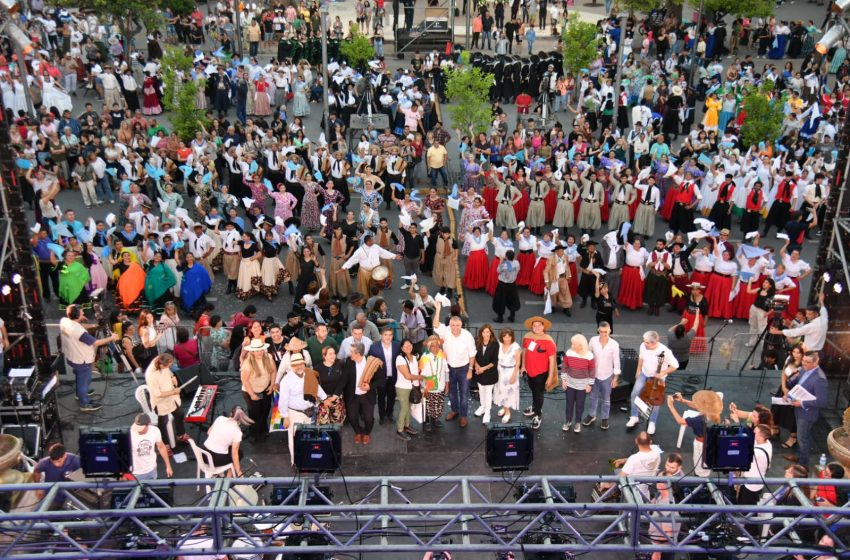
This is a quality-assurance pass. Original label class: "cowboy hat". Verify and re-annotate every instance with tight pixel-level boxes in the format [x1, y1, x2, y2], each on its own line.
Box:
[691, 390, 723, 422]
[671, 85, 684, 96]
[285, 337, 307, 352]
[524, 316, 552, 331]
[686, 282, 704, 290]
[290, 353, 305, 366]
[244, 338, 269, 352]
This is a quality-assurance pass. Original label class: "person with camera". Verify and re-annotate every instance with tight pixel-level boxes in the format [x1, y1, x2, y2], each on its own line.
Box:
[770, 292, 827, 352]
[666, 390, 722, 477]
[745, 277, 776, 347]
[59, 304, 119, 412]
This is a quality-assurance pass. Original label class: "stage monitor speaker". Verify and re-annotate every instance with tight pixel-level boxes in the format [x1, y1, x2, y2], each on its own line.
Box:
[293, 426, 341, 473]
[349, 114, 390, 130]
[611, 353, 638, 403]
[705, 424, 755, 471]
[271, 484, 332, 506]
[486, 423, 533, 472]
[79, 429, 130, 478]
[514, 482, 575, 503]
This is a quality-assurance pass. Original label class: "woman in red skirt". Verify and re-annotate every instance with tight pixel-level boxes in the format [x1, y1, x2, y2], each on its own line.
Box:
[463, 227, 490, 290]
[486, 231, 514, 296]
[514, 183, 530, 222]
[682, 283, 708, 338]
[689, 245, 714, 290]
[779, 241, 812, 317]
[619, 240, 649, 309]
[705, 248, 739, 319]
[733, 265, 766, 320]
[482, 179, 498, 219]
[566, 234, 580, 297]
[528, 234, 558, 295]
[544, 179, 558, 223]
[515, 227, 537, 287]
[659, 167, 679, 222]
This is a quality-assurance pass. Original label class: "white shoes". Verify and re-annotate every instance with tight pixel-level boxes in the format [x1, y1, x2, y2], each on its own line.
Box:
[562, 422, 572, 432]
[647, 421, 656, 435]
[626, 416, 639, 428]
[483, 415, 491, 424]
[573, 423, 581, 433]
[474, 406, 485, 417]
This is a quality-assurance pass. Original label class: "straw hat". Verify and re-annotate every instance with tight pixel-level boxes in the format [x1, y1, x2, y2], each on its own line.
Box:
[691, 390, 723, 423]
[285, 337, 307, 352]
[686, 282, 704, 290]
[244, 338, 269, 352]
[671, 85, 684, 97]
[524, 316, 552, 331]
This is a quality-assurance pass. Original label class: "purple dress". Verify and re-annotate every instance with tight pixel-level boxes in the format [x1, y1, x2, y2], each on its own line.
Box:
[246, 180, 270, 212]
[301, 182, 322, 231]
[321, 189, 344, 238]
[462, 161, 482, 191]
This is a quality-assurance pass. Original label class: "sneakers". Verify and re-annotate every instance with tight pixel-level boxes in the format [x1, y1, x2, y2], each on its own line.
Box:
[79, 402, 103, 412]
[531, 415, 541, 430]
[482, 415, 491, 424]
[582, 415, 596, 426]
[74, 389, 97, 400]
[474, 406, 485, 417]
[573, 423, 581, 433]
[601, 419, 610, 430]
[396, 431, 411, 441]
[562, 422, 572, 432]
[626, 416, 640, 428]
[522, 406, 535, 417]
[647, 421, 656, 435]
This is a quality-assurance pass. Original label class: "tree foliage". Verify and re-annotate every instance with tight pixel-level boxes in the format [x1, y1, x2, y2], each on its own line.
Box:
[161, 46, 208, 141]
[561, 13, 601, 79]
[444, 66, 494, 137]
[339, 26, 375, 72]
[739, 84, 785, 150]
[58, 0, 164, 42]
[704, 0, 773, 18]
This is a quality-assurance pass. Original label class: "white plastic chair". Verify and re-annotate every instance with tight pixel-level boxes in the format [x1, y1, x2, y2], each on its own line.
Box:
[676, 392, 723, 448]
[187, 437, 232, 491]
[135, 385, 176, 448]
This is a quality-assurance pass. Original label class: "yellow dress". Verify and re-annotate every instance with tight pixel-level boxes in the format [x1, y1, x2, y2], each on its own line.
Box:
[703, 98, 721, 129]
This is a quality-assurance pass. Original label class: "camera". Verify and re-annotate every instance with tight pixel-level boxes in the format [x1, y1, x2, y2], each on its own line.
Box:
[768, 294, 790, 312]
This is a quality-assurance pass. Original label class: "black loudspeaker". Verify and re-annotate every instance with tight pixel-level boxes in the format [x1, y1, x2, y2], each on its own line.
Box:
[486, 423, 533, 472]
[79, 429, 130, 477]
[293, 426, 342, 473]
[705, 424, 755, 471]
[611, 352, 638, 403]
[271, 484, 332, 506]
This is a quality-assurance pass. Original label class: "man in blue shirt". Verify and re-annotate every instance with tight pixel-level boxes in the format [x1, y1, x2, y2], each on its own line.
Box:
[31, 229, 60, 301]
[34, 444, 81, 509]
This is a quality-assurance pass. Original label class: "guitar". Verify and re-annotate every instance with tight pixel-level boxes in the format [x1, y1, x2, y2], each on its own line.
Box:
[639, 350, 667, 407]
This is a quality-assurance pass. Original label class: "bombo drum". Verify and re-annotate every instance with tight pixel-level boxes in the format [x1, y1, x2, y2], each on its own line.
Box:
[370, 265, 389, 291]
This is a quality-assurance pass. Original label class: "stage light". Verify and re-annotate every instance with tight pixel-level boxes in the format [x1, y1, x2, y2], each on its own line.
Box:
[11, 274, 21, 285]
[835, 283, 844, 294]
[0, 285, 9, 296]
[816, 26, 845, 55]
[823, 272, 831, 282]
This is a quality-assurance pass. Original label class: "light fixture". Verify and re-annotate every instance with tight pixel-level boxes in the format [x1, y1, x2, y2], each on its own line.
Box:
[816, 25, 845, 55]
[0, 285, 10, 296]
[11, 273, 21, 285]
[834, 283, 844, 294]
[4, 22, 33, 55]
[823, 272, 831, 283]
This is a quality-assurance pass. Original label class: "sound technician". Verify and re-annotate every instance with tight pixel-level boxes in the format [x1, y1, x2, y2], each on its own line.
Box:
[59, 304, 119, 413]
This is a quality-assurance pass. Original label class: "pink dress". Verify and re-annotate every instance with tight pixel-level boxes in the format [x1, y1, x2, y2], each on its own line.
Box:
[302, 183, 322, 231]
[271, 191, 298, 233]
[87, 252, 109, 291]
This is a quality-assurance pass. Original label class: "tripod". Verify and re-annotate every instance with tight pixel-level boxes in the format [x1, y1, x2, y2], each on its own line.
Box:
[701, 319, 733, 390]
[738, 310, 788, 400]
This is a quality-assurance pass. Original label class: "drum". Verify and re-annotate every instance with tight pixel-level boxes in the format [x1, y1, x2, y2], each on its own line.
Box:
[370, 265, 389, 291]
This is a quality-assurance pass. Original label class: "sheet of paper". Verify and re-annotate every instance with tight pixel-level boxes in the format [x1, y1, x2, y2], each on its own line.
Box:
[172, 452, 188, 464]
[9, 368, 34, 378]
[771, 397, 791, 406]
[788, 384, 815, 402]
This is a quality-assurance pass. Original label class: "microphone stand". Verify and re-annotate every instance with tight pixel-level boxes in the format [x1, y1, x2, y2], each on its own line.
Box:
[702, 320, 733, 390]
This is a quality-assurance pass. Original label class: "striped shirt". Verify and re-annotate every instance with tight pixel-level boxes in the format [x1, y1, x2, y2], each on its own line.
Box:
[560, 350, 596, 390]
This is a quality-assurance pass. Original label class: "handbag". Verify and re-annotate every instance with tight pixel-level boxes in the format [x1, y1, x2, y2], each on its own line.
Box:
[410, 384, 422, 404]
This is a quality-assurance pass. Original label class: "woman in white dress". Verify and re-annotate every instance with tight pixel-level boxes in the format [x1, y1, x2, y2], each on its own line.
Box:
[494, 328, 521, 423]
[8, 77, 28, 115]
[40, 76, 74, 114]
[291, 74, 310, 118]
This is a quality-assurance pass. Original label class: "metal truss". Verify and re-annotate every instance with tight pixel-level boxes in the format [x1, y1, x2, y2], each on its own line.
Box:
[0, 475, 847, 558]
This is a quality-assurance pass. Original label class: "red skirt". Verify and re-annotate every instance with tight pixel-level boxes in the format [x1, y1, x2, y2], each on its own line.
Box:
[619, 265, 645, 309]
[706, 273, 736, 319]
[690, 271, 712, 290]
[482, 186, 498, 219]
[683, 310, 707, 353]
[544, 187, 558, 223]
[600, 190, 610, 223]
[486, 257, 501, 296]
[733, 275, 763, 320]
[528, 257, 548, 295]
[516, 252, 535, 286]
[788, 276, 801, 317]
[628, 197, 640, 221]
[568, 262, 578, 296]
[660, 192, 677, 221]
[514, 190, 530, 222]
[463, 249, 489, 290]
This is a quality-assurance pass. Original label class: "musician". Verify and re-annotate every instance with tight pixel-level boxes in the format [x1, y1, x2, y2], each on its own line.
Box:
[59, 303, 118, 412]
[367, 327, 402, 425]
[144, 353, 190, 446]
[343, 342, 381, 445]
[666, 390, 722, 477]
[278, 353, 326, 468]
[129, 413, 173, 480]
[340, 233, 400, 297]
[203, 406, 254, 476]
[626, 331, 680, 435]
[240, 339, 276, 441]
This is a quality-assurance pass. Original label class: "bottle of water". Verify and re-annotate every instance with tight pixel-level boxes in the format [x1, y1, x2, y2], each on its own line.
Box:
[14, 392, 22, 407]
[817, 453, 828, 476]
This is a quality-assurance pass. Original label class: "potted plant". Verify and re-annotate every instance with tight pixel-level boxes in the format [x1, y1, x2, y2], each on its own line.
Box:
[826, 406, 850, 473]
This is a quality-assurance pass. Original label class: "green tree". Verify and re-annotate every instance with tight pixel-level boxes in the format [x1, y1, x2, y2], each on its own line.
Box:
[339, 26, 375, 73]
[444, 66, 494, 137]
[58, 0, 165, 45]
[561, 13, 601, 98]
[704, 0, 773, 18]
[739, 84, 785, 150]
[161, 46, 209, 141]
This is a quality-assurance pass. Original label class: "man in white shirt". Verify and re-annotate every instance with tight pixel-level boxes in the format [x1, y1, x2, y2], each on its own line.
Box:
[100, 67, 124, 110]
[343, 343, 377, 444]
[279, 354, 326, 467]
[128, 204, 159, 235]
[737, 424, 773, 505]
[341, 233, 400, 296]
[771, 293, 828, 351]
[432, 300, 477, 427]
[338, 325, 373, 361]
[130, 413, 172, 480]
[183, 223, 215, 281]
[585, 322, 621, 430]
[616, 431, 661, 496]
[626, 330, 679, 434]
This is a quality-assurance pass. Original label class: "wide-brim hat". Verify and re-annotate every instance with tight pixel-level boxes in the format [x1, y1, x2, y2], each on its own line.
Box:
[524, 316, 552, 331]
[285, 337, 307, 352]
[671, 85, 683, 96]
[692, 390, 723, 422]
[687, 282, 704, 290]
[245, 338, 269, 352]
[348, 292, 363, 304]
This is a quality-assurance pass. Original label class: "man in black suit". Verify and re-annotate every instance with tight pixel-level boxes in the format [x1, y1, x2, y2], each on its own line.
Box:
[367, 327, 402, 424]
[344, 342, 377, 445]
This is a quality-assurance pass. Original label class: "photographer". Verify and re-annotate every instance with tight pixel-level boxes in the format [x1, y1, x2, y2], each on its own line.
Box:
[59, 304, 119, 412]
[770, 292, 827, 351]
[745, 277, 775, 347]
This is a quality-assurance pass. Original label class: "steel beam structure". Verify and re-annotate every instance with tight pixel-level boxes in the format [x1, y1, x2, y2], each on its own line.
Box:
[0, 475, 846, 558]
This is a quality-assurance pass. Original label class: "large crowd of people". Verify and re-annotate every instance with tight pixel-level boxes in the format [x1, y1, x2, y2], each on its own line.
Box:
[3, 0, 845, 554]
